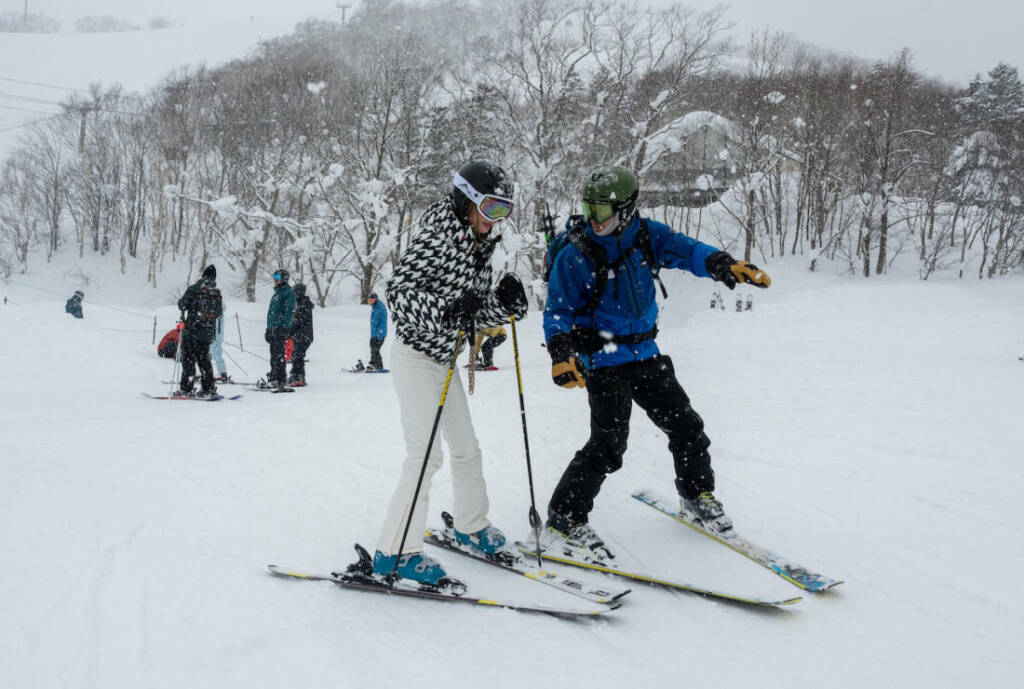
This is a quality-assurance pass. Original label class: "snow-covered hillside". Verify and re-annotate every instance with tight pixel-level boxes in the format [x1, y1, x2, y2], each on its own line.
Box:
[0, 13, 321, 157]
[2, 259, 1022, 688]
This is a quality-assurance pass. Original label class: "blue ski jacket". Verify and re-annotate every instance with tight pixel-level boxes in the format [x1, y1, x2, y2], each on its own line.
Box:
[543, 214, 720, 370]
[370, 300, 388, 340]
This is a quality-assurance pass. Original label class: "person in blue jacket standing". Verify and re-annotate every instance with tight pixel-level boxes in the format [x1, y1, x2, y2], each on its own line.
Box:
[542, 166, 771, 556]
[210, 313, 228, 381]
[367, 292, 387, 370]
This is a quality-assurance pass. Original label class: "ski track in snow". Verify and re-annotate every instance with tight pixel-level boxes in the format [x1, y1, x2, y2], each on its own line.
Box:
[2, 258, 1023, 688]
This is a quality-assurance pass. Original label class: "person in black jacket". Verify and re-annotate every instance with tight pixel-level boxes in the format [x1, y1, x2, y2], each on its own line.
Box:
[176, 265, 223, 397]
[288, 283, 314, 386]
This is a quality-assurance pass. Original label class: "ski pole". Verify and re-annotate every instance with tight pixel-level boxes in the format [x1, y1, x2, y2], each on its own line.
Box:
[169, 318, 185, 395]
[390, 329, 465, 588]
[235, 312, 244, 352]
[509, 315, 543, 567]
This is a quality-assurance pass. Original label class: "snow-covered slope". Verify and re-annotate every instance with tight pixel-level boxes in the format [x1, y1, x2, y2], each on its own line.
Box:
[2, 260, 1022, 688]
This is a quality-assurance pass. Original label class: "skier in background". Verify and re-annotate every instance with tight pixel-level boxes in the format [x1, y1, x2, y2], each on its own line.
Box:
[472, 326, 507, 369]
[210, 313, 229, 382]
[367, 292, 387, 370]
[157, 327, 180, 358]
[541, 165, 771, 557]
[264, 268, 295, 389]
[65, 291, 84, 319]
[372, 160, 529, 586]
[176, 265, 223, 398]
[288, 283, 314, 386]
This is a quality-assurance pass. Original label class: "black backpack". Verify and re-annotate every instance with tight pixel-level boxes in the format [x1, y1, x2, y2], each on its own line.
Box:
[543, 215, 667, 317]
[192, 284, 222, 325]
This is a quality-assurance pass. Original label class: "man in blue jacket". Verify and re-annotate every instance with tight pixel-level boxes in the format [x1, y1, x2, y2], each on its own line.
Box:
[367, 292, 387, 370]
[543, 166, 771, 556]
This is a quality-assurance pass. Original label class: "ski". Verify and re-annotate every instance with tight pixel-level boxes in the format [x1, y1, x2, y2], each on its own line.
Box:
[632, 490, 843, 592]
[162, 379, 256, 386]
[245, 386, 295, 393]
[141, 392, 241, 401]
[514, 538, 802, 608]
[268, 545, 617, 618]
[462, 364, 499, 371]
[347, 368, 390, 374]
[424, 512, 629, 605]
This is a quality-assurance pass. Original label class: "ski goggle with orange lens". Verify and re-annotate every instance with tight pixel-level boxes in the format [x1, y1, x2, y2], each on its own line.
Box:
[453, 171, 514, 222]
[582, 200, 616, 224]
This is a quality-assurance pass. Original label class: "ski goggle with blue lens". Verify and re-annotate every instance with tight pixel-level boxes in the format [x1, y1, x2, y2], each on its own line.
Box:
[582, 200, 617, 224]
[453, 171, 514, 222]
[273, 272, 284, 281]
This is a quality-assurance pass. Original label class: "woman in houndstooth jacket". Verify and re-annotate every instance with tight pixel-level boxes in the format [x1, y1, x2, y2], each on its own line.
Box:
[372, 160, 529, 585]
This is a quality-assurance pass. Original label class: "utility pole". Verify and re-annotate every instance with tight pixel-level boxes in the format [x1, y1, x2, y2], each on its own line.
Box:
[335, 2, 351, 25]
[77, 104, 89, 153]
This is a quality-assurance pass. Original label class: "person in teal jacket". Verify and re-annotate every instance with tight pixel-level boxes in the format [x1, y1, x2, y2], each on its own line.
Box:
[367, 292, 388, 370]
[65, 291, 84, 318]
[265, 268, 295, 388]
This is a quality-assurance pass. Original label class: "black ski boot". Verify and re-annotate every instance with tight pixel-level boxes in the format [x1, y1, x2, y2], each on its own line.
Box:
[681, 491, 733, 533]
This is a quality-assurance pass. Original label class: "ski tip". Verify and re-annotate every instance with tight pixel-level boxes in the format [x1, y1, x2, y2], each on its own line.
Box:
[774, 596, 804, 606]
[268, 564, 319, 580]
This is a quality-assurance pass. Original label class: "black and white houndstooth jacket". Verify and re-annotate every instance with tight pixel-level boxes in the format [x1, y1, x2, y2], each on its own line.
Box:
[386, 195, 524, 364]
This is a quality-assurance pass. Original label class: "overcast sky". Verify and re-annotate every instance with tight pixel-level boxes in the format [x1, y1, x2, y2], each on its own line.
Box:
[5, 0, 1023, 85]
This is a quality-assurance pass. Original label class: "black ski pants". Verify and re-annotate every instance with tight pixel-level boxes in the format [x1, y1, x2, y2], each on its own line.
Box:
[179, 332, 215, 393]
[369, 337, 384, 369]
[547, 354, 713, 527]
[267, 327, 288, 385]
[290, 335, 312, 379]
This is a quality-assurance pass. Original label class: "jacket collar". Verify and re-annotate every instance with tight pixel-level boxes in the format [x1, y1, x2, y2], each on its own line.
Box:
[585, 213, 641, 259]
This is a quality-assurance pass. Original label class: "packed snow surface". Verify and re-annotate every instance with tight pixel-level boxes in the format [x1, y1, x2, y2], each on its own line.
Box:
[2, 259, 1022, 688]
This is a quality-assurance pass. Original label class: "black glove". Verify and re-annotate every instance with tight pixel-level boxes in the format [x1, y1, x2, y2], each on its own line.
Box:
[264, 329, 272, 343]
[495, 273, 528, 317]
[548, 332, 586, 389]
[443, 293, 483, 330]
[705, 251, 772, 290]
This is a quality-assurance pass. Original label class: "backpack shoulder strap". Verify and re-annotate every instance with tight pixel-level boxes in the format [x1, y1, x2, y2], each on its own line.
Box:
[568, 225, 610, 317]
[638, 218, 668, 299]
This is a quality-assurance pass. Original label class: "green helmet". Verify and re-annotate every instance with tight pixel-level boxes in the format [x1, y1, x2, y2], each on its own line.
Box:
[581, 166, 639, 226]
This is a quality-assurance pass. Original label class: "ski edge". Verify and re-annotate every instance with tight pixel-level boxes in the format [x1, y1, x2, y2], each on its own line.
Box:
[423, 528, 631, 605]
[141, 392, 242, 401]
[631, 490, 843, 593]
[266, 564, 619, 617]
[513, 544, 802, 609]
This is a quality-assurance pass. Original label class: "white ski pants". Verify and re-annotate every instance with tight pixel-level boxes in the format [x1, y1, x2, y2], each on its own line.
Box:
[375, 340, 491, 555]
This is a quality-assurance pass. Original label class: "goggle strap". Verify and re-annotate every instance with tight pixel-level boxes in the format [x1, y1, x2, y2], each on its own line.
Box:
[454, 171, 513, 207]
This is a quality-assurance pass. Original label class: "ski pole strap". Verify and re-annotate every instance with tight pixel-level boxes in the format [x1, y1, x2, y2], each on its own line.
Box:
[570, 325, 658, 355]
